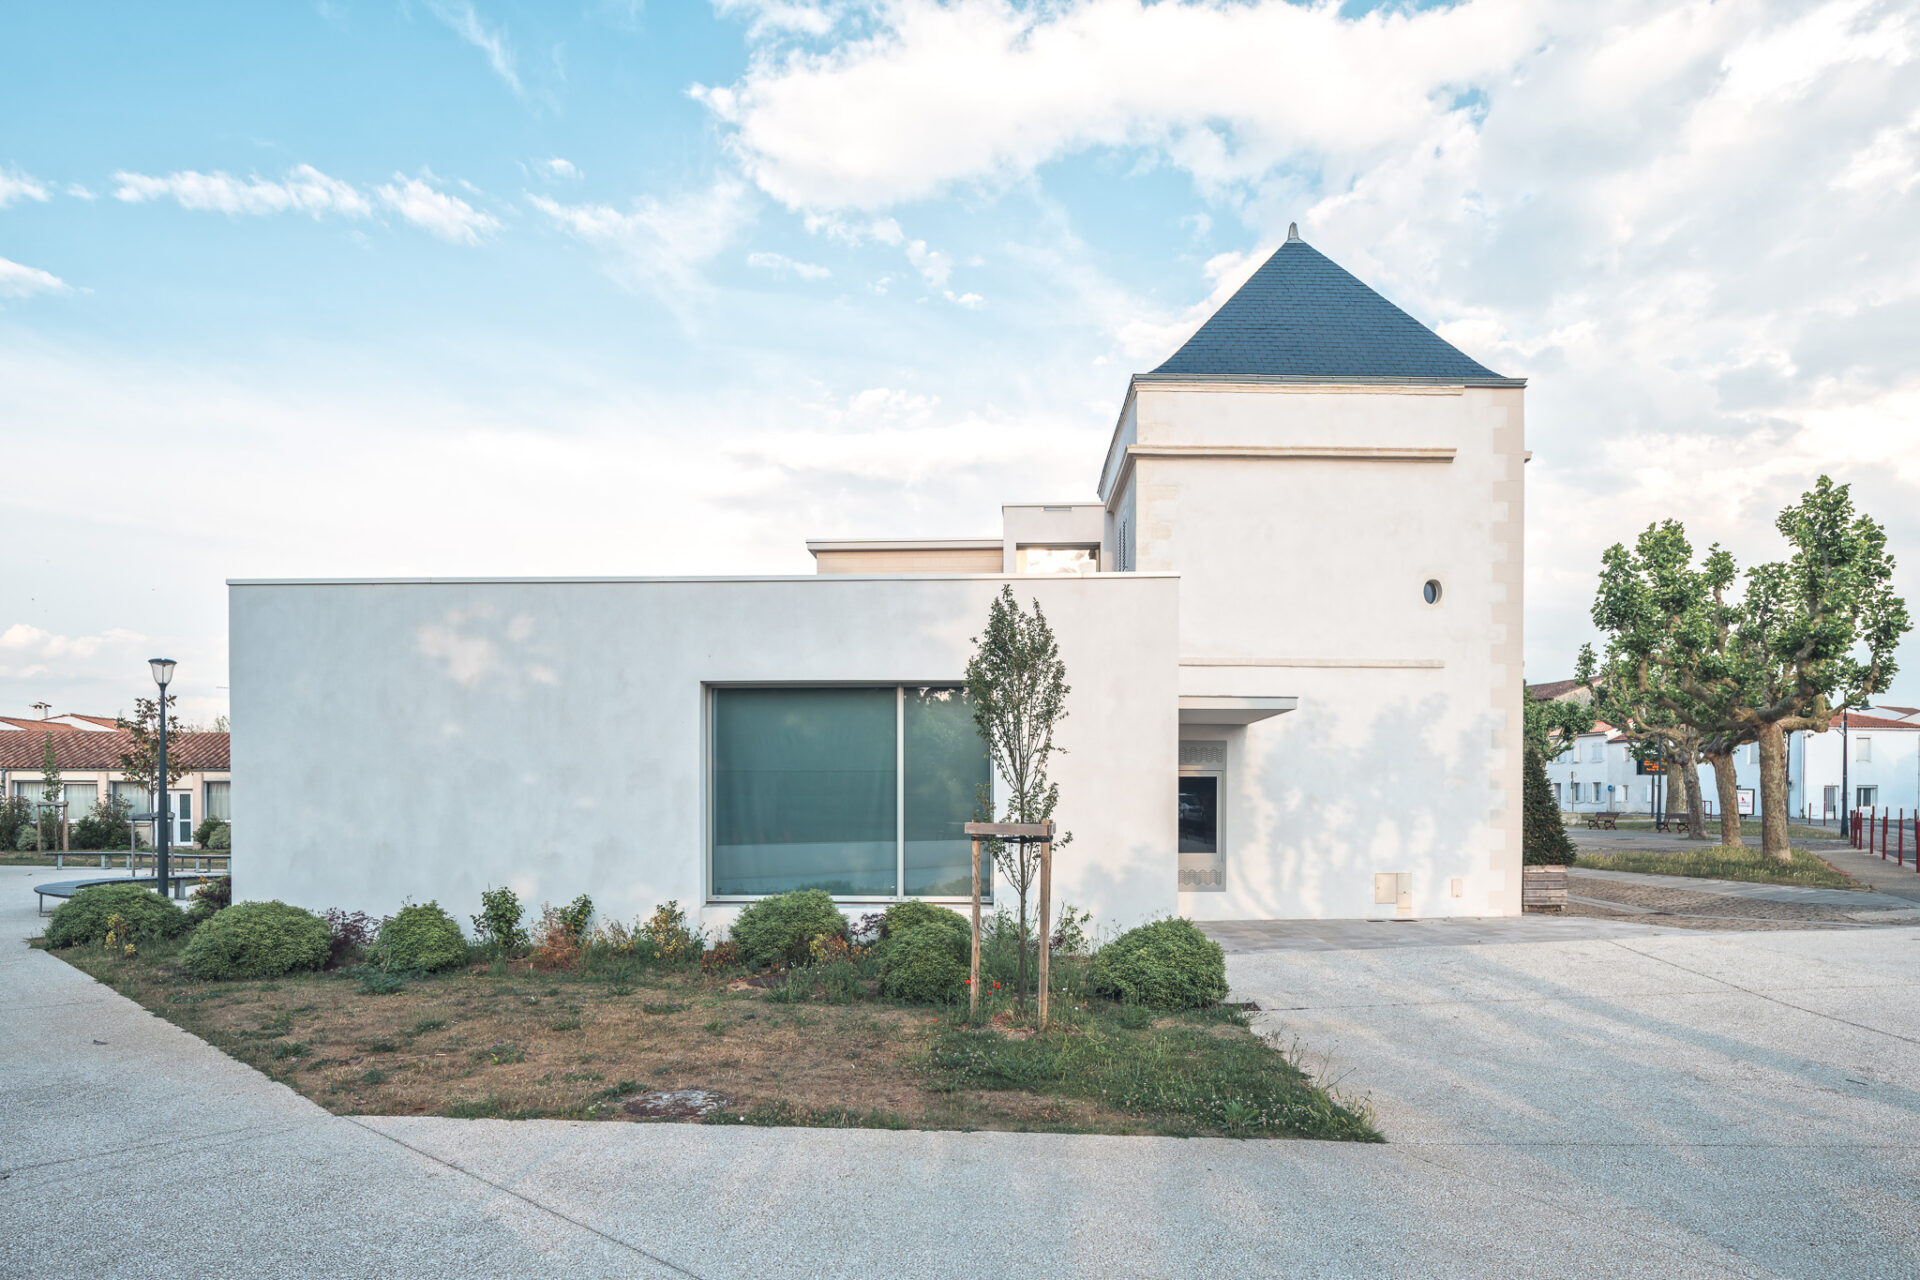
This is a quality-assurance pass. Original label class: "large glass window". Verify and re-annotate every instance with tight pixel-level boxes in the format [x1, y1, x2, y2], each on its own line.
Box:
[711, 686, 992, 899]
[904, 688, 990, 895]
[1016, 546, 1098, 575]
[206, 780, 231, 821]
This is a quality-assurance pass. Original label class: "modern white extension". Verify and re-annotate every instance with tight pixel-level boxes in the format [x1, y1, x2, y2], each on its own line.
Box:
[231, 227, 1527, 935]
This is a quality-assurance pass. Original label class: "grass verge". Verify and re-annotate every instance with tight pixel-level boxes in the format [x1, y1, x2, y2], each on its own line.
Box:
[1572, 844, 1859, 889]
[38, 936, 1377, 1142]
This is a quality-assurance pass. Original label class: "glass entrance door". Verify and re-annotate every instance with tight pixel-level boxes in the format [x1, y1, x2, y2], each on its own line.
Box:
[170, 790, 193, 845]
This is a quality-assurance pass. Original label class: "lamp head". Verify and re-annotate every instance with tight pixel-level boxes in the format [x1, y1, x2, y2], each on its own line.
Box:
[149, 658, 177, 687]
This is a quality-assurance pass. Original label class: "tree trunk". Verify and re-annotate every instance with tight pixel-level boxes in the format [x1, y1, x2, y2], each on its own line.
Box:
[1675, 749, 1708, 840]
[1706, 751, 1742, 847]
[1756, 721, 1792, 862]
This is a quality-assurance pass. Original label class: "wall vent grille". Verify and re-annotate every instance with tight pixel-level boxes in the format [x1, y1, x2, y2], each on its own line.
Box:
[1180, 740, 1227, 768]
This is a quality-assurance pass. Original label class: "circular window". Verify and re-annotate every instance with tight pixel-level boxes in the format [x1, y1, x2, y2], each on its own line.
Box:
[1423, 579, 1443, 604]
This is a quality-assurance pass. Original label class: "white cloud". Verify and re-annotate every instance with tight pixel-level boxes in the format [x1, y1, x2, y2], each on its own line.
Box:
[0, 256, 68, 299]
[945, 290, 983, 308]
[425, 0, 524, 97]
[530, 179, 755, 299]
[541, 156, 581, 179]
[746, 250, 831, 279]
[66, 183, 96, 200]
[904, 238, 951, 286]
[377, 174, 500, 245]
[0, 168, 50, 208]
[113, 164, 373, 218]
[694, 0, 1541, 210]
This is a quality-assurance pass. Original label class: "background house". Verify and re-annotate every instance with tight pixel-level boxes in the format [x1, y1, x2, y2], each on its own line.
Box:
[0, 712, 231, 847]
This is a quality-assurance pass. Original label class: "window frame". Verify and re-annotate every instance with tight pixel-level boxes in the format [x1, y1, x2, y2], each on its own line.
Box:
[704, 682, 993, 905]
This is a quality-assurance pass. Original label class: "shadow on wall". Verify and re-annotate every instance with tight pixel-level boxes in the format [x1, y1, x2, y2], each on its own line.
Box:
[1236, 692, 1501, 918]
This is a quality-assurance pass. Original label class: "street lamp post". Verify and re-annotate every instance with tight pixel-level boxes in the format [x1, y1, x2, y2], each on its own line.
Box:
[1840, 707, 1851, 837]
[150, 659, 176, 894]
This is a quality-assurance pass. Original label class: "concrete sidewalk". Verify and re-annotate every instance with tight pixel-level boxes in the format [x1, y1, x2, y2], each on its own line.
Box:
[7, 867, 1920, 1278]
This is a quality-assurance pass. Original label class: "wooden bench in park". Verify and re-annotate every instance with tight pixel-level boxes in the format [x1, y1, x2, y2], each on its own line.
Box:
[1584, 812, 1622, 830]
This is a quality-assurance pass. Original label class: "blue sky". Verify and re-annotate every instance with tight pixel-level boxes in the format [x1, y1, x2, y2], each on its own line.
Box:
[4, 0, 1919, 722]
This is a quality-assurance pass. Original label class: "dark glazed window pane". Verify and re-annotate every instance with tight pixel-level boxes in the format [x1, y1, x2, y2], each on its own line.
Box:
[904, 687, 993, 897]
[1178, 776, 1218, 854]
[712, 687, 898, 896]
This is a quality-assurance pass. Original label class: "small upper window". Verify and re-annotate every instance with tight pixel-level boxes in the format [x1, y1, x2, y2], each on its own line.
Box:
[1856, 735, 1872, 763]
[1422, 579, 1442, 604]
[1017, 546, 1098, 575]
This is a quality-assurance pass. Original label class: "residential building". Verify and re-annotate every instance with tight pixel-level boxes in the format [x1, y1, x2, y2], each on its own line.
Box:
[235, 227, 1528, 933]
[1530, 683, 1920, 821]
[0, 715, 231, 847]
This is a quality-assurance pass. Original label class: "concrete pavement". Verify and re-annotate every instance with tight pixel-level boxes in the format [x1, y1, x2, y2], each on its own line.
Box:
[7, 865, 1920, 1278]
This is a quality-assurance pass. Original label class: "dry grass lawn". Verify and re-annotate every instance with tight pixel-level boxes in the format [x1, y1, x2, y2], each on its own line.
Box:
[46, 939, 1373, 1139]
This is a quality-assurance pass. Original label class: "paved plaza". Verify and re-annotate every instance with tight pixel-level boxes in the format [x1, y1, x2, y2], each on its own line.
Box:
[6, 864, 1920, 1278]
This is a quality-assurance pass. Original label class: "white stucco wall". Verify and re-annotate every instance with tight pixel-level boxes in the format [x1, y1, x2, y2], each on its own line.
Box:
[230, 574, 1181, 938]
[1111, 381, 1525, 919]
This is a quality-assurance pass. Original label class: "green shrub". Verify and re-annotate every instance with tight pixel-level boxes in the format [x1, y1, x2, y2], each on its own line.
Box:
[178, 901, 330, 979]
[1089, 917, 1228, 1010]
[192, 816, 224, 846]
[0, 796, 30, 851]
[208, 824, 232, 851]
[471, 885, 527, 955]
[45, 884, 189, 948]
[372, 901, 469, 973]
[729, 890, 847, 968]
[15, 823, 37, 852]
[882, 899, 970, 940]
[72, 797, 135, 850]
[880, 923, 970, 1004]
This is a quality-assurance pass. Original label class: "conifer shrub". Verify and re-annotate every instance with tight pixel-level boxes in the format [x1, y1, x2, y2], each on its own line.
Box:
[208, 824, 232, 851]
[1522, 748, 1577, 865]
[729, 890, 847, 968]
[45, 883, 188, 948]
[178, 900, 330, 979]
[879, 923, 969, 1004]
[1089, 917, 1228, 1010]
[371, 901, 469, 973]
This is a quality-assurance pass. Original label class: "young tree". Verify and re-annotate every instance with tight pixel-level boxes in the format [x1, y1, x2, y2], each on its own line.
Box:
[1717, 478, 1910, 859]
[39, 733, 62, 849]
[966, 585, 1071, 1006]
[116, 695, 186, 805]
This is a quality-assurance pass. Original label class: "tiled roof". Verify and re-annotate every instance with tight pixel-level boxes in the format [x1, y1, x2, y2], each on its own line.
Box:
[0, 731, 229, 771]
[1837, 713, 1920, 731]
[1144, 227, 1522, 385]
[0, 717, 90, 733]
[1528, 679, 1586, 700]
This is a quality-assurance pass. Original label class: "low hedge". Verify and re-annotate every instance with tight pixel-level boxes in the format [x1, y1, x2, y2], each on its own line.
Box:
[371, 902, 468, 972]
[879, 923, 969, 1004]
[179, 900, 331, 979]
[44, 884, 189, 948]
[1089, 917, 1228, 1010]
[730, 890, 847, 968]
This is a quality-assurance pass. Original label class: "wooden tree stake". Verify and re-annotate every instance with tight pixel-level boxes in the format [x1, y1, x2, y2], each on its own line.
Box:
[1036, 839, 1052, 1029]
[969, 837, 981, 1018]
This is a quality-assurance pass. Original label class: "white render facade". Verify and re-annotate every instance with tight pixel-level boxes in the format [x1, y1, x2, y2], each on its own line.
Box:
[232, 230, 1528, 932]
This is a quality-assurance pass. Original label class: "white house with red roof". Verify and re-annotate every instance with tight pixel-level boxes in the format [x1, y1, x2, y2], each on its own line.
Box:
[233, 228, 1528, 931]
[0, 711, 231, 847]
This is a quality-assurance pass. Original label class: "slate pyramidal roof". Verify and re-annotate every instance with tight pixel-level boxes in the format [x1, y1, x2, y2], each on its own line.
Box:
[1141, 226, 1523, 388]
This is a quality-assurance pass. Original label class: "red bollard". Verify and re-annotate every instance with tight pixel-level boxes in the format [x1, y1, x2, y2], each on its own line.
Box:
[1882, 809, 1890, 859]
[1902, 809, 1908, 867]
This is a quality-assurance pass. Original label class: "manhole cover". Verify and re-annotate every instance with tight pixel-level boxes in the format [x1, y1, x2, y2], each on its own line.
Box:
[621, 1089, 727, 1119]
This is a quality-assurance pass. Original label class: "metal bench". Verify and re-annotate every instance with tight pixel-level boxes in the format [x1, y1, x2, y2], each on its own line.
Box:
[34, 875, 213, 915]
[1584, 812, 1622, 830]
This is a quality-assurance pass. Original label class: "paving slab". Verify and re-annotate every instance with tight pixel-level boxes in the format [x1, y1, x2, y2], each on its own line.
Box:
[9, 867, 1920, 1278]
